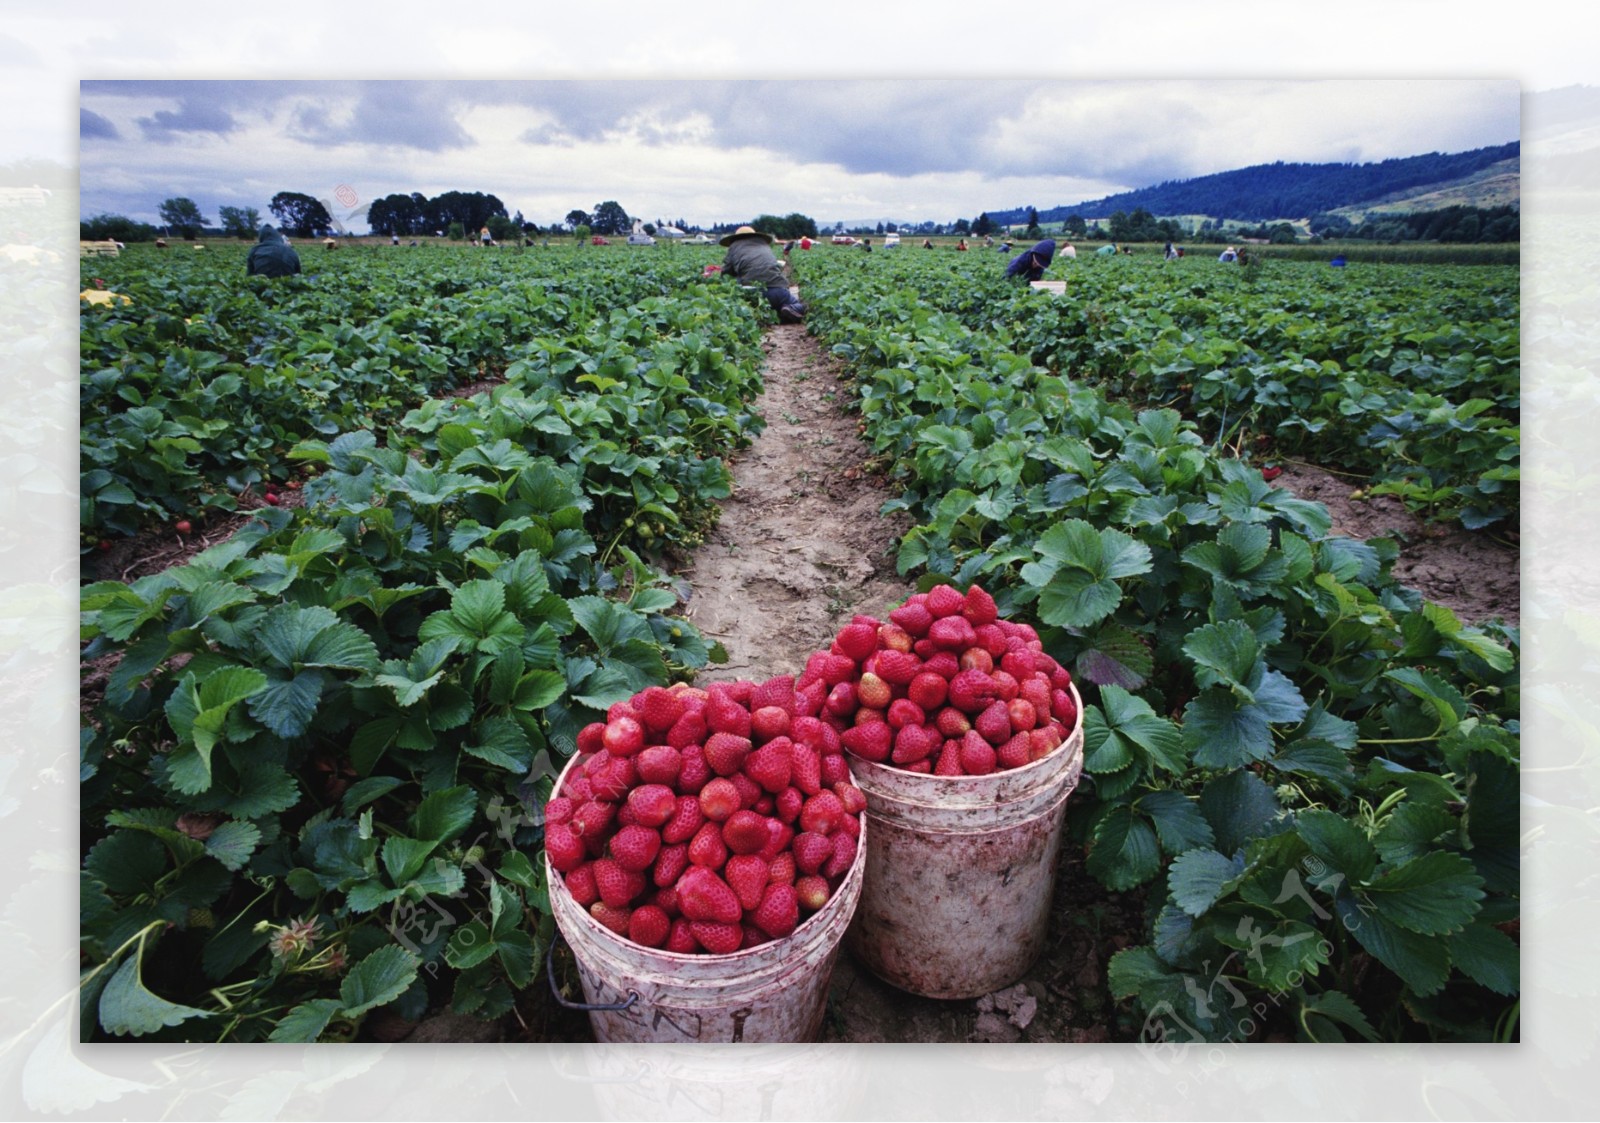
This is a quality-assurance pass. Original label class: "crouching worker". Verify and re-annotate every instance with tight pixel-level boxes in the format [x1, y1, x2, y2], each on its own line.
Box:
[247, 224, 302, 277]
[1005, 238, 1056, 282]
[718, 225, 806, 323]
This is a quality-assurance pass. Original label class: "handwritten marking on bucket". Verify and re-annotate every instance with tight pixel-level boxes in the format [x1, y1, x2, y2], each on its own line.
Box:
[847, 682, 1085, 1000]
[546, 754, 866, 1043]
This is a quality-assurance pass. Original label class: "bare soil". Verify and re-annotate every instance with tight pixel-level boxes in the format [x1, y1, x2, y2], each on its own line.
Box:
[1267, 460, 1520, 627]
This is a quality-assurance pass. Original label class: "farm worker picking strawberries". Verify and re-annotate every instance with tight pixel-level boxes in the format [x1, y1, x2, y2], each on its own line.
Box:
[246, 224, 301, 277]
[718, 225, 807, 324]
[1004, 238, 1056, 282]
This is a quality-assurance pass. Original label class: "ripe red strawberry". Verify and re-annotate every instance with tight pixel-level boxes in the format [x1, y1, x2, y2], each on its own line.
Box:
[873, 649, 921, 686]
[833, 782, 867, 816]
[626, 784, 677, 828]
[824, 681, 858, 718]
[1028, 726, 1060, 762]
[687, 820, 729, 869]
[751, 674, 796, 714]
[705, 690, 752, 737]
[976, 700, 1012, 745]
[666, 918, 699, 953]
[948, 668, 998, 713]
[991, 670, 1020, 702]
[688, 920, 743, 955]
[768, 851, 797, 885]
[888, 601, 934, 637]
[1020, 675, 1053, 715]
[570, 800, 616, 843]
[928, 615, 977, 653]
[997, 732, 1032, 770]
[730, 771, 763, 809]
[841, 722, 892, 762]
[1006, 697, 1038, 733]
[790, 743, 823, 795]
[602, 715, 645, 757]
[817, 653, 856, 686]
[912, 637, 939, 660]
[791, 715, 839, 755]
[794, 680, 826, 718]
[855, 672, 892, 709]
[935, 706, 972, 738]
[628, 904, 671, 947]
[742, 924, 771, 950]
[820, 753, 850, 786]
[565, 862, 599, 906]
[776, 785, 805, 822]
[721, 809, 771, 855]
[907, 671, 948, 711]
[677, 744, 711, 793]
[654, 884, 681, 917]
[934, 738, 963, 775]
[636, 686, 685, 735]
[590, 901, 631, 935]
[589, 757, 636, 802]
[678, 867, 742, 924]
[746, 740, 793, 793]
[635, 745, 682, 787]
[1000, 650, 1035, 680]
[698, 778, 741, 822]
[886, 697, 926, 730]
[564, 775, 594, 803]
[576, 722, 607, 754]
[799, 791, 846, 835]
[1051, 665, 1074, 691]
[835, 622, 878, 663]
[835, 809, 861, 836]
[609, 824, 662, 872]
[925, 584, 966, 618]
[755, 707, 793, 742]
[662, 795, 704, 843]
[792, 831, 832, 875]
[544, 796, 575, 826]
[892, 723, 937, 765]
[666, 709, 708, 750]
[795, 875, 830, 912]
[959, 647, 995, 675]
[704, 731, 752, 777]
[959, 730, 998, 775]
[752, 883, 799, 938]
[1052, 688, 1079, 727]
[878, 623, 915, 653]
[593, 858, 639, 908]
[653, 842, 690, 888]
[724, 854, 771, 910]
[824, 832, 857, 879]
[758, 818, 794, 862]
[975, 623, 1010, 658]
[962, 584, 999, 626]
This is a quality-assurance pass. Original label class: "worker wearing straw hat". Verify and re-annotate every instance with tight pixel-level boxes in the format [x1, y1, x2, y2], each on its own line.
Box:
[718, 225, 807, 323]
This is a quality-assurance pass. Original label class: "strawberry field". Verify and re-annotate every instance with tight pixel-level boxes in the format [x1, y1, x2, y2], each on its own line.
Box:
[80, 242, 1519, 1045]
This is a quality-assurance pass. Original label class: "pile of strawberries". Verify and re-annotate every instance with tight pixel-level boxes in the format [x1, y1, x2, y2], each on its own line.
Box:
[807, 582, 1079, 776]
[544, 678, 865, 955]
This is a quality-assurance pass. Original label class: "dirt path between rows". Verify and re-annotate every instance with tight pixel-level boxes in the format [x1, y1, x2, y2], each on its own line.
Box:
[677, 322, 917, 682]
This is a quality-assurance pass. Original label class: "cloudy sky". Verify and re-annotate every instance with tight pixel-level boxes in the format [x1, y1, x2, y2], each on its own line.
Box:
[76, 78, 1520, 231]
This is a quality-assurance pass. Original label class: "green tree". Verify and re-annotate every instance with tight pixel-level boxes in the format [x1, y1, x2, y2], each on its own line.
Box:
[80, 214, 158, 242]
[1065, 214, 1087, 237]
[973, 212, 994, 237]
[486, 214, 520, 241]
[269, 191, 334, 238]
[158, 197, 206, 238]
[590, 200, 631, 236]
[217, 205, 262, 239]
[446, 221, 465, 241]
[565, 208, 591, 230]
[573, 223, 592, 242]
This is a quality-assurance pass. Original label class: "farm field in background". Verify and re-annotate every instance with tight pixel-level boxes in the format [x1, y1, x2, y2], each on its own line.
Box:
[79, 238, 1519, 1045]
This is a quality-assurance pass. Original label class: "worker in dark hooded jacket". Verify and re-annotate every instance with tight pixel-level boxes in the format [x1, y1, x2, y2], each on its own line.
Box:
[1005, 238, 1056, 282]
[247, 224, 302, 277]
[718, 225, 806, 323]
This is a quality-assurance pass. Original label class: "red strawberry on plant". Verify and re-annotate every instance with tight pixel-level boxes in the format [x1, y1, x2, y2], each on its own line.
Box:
[175, 520, 193, 535]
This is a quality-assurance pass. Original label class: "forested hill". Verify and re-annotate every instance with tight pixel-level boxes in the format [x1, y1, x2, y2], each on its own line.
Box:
[992, 142, 1519, 224]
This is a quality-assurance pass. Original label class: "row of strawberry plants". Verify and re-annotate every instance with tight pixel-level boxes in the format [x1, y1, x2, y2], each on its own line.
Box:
[799, 254, 1519, 1042]
[810, 251, 1519, 529]
[78, 257, 771, 1041]
[80, 248, 752, 549]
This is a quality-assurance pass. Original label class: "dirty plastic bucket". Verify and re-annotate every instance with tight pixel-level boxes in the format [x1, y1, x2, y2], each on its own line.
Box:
[846, 682, 1085, 999]
[546, 754, 866, 1043]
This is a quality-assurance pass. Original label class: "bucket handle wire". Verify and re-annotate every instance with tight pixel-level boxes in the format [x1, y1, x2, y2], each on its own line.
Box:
[546, 934, 640, 1012]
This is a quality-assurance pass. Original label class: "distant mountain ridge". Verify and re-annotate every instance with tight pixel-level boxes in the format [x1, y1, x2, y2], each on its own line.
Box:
[989, 141, 1520, 226]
